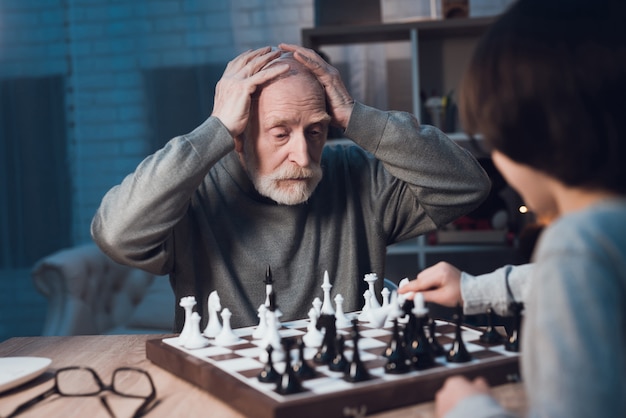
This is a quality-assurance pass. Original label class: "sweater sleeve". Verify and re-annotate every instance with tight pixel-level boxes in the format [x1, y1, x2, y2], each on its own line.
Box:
[343, 102, 491, 241]
[461, 264, 534, 316]
[91, 116, 234, 274]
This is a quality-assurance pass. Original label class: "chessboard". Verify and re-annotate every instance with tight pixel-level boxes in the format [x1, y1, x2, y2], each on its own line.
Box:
[146, 316, 520, 418]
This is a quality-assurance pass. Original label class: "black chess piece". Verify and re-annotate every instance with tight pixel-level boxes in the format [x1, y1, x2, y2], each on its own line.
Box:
[505, 302, 524, 352]
[426, 315, 446, 357]
[292, 338, 316, 380]
[329, 334, 349, 372]
[384, 319, 411, 374]
[479, 307, 504, 345]
[407, 314, 436, 370]
[275, 337, 306, 394]
[314, 314, 337, 364]
[344, 318, 371, 383]
[446, 304, 472, 363]
[258, 344, 280, 383]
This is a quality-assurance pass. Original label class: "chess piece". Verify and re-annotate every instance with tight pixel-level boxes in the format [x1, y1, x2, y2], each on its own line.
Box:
[258, 344, 281, 383]
[334, 294, 352, 328]
[344, 319, 371, 383]
[406, 300, 435, 370]
[363, 273, 381, 309]
[358, 289, 372, 321]
[183, 312, 210, 349]
[320, 271, 335, 315]
[381, 287, 390, 307]
[313, 314, 337, 364]
[312, 297, 322, 317]
[260, 294, 284, 360]
[264, 265, 273, 307]
[203, 290, 222, 338]
[505, 302, 524, 352]
[292, 338, 316, 380]
[178, 296, 197, 346]
[329, 335, 349, 372]
[214, 308, 240, 346]
[426, 316, 446, 357]
[446, 304, 472, 363]
[384, 318, 411, 374]
[302, 307, 324, 348]
[275, 338, 306, 395]
[480, 307, 504, 345]
[252, 304, 269, 339]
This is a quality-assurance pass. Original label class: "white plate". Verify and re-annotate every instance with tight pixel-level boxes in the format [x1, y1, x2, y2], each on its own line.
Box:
[0, 357, 52, 393]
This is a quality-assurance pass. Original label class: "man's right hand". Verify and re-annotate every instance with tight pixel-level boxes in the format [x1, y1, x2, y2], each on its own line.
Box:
[211, 47, 290, 138]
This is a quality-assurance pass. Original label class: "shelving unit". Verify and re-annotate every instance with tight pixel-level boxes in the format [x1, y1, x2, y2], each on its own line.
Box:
[304, 16, 521, 274]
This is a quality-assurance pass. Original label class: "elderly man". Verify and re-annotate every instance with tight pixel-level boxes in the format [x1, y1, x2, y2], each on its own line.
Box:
[91, 44, 490, 330]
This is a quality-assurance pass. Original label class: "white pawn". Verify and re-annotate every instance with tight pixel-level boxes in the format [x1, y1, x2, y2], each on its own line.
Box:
[203, 290, 222, 338]
[178, 296, 197, 346]
[397, 278, 412, 324]
[358, 289, 372, 321]
[364, 273, 381, 309]
[334, 294, 352, 328]
[412, 292, 428, 317]
[252, 304, 268, 339]
[312, 297, 322, 317]
[183, 312, 210, 349]
[381, 287, 391, 307]
[320, 271, 335, 315]
[259, 309, 284, 362]
[214, 308, 239, 345]
[302, 307, 324, 348]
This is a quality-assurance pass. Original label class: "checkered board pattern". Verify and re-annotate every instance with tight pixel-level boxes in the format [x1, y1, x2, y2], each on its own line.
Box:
[146, 316, 520, 418]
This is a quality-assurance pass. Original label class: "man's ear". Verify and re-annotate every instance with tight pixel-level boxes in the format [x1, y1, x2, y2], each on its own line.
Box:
[233, 134, 245, 153]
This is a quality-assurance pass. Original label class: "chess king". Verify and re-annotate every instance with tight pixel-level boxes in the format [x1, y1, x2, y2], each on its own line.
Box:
[91, 44, 489, 329]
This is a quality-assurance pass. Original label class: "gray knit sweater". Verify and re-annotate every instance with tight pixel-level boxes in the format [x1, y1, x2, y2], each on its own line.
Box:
[91, 102, 490, 330]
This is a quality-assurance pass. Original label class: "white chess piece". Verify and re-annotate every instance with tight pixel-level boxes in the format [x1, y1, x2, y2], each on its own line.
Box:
[320, 271, 335, 315]
[381, 287, 390, 307]
[358, 289, 372, 321]
[364, 273, 381, 309]
[397, 278, 412, 324]
[334, 294, 352, 328]
[214, 308, 239, 345]
[183, 312, 210, 349]
[302, 307, 324, 348]
[259, 308, 284, 362]
[252, 304, 268, 339]
[312, 297, 322, 317]
[412, 292, 428, 317]
[203, 290, 222, 338]
[178, 296, 197, 346]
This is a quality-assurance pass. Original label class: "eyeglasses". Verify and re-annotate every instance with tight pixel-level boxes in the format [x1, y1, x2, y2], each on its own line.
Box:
[6, 366, 157, 418]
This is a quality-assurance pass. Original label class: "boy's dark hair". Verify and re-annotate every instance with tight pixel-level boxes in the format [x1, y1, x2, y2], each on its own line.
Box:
[459, 0, 626, 194]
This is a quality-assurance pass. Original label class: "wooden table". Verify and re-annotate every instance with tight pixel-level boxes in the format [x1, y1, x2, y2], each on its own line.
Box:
[0, 335, 526, 418]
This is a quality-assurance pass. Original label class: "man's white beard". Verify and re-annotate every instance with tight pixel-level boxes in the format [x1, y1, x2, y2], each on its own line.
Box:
[242, 147, 323, 205]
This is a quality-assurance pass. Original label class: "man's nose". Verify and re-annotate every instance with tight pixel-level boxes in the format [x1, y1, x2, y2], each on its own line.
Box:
[288, 133, 311, 167]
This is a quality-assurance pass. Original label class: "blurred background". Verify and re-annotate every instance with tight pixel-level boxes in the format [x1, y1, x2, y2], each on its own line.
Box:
[0, 0, 516, 341]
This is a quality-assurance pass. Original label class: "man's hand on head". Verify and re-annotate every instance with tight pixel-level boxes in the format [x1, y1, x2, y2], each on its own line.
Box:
[211, 47, 290, 138]
[279, 43, 354, 131]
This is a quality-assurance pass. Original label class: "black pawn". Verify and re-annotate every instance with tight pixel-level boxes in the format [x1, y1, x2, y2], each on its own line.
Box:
[258, 345, 280, 383]
[314, 314, 337, 365]
[344, 319, 371, 383]
[505, 302, 524, 352]
[480, 307, 504, 345]
[427, 316, 446, 357]
[384, 319, 412, 374]
[407, 315, 435, 370]
[329, 335, 349, 372]
[275, 338, 306, 395]
[292, 338, 316, 380]
[446, 305, 472, 363]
